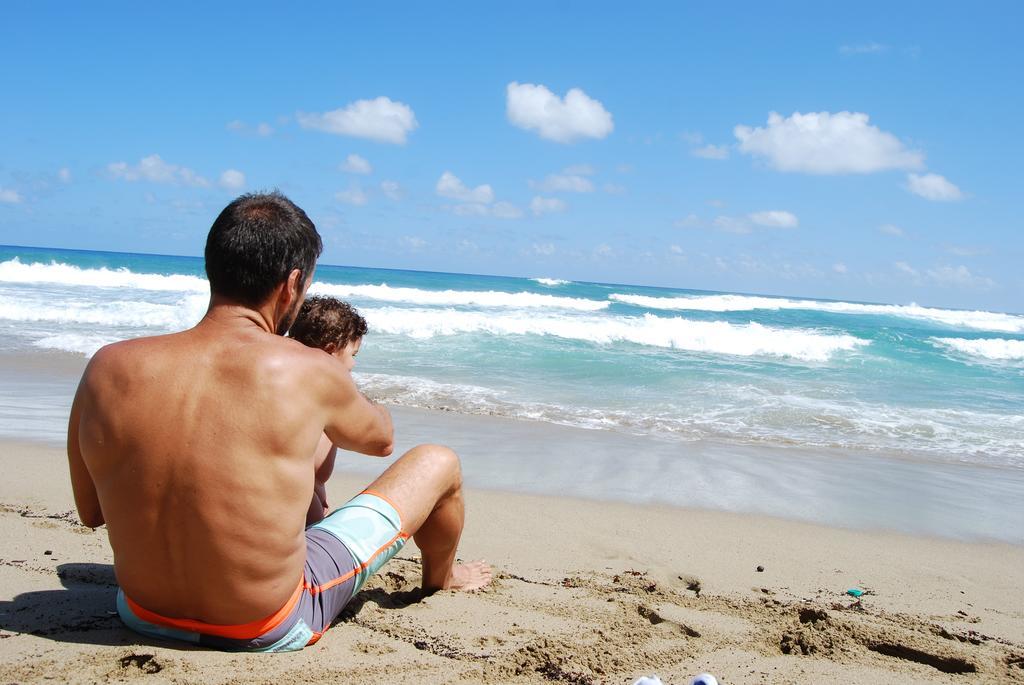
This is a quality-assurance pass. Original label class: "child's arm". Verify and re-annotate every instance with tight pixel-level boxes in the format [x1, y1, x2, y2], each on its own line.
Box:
[306, 481, 328, 526]
[315, 439, 338, 484]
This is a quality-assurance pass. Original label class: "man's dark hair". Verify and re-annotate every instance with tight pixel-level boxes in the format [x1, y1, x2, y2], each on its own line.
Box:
[290, 296, 368, 351]
[205, 191, 323, 306]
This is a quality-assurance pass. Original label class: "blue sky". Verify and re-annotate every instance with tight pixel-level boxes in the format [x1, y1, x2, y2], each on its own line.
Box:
[1, 2, 1021, 311]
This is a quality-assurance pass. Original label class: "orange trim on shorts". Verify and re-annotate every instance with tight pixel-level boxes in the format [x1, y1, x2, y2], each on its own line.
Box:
[360, 489, 406, 530]
[302, 530, 410, 595]
[123, 577, 305, 641]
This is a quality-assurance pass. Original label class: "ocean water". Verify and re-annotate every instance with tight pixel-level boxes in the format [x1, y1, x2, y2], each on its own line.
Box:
[1, 244, 1023, 470]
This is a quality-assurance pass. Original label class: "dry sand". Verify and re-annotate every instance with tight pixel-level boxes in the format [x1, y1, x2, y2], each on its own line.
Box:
[2, 438, 1023, 684]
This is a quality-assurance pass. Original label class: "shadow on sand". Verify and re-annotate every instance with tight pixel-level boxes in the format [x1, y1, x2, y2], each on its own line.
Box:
[1, 562, 420, 649]
[0, 562, 138, 647]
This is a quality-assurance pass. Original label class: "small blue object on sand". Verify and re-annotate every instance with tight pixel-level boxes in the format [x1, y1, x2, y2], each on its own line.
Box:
[691, 674, 719, 685]
[846, 587, 865, 597]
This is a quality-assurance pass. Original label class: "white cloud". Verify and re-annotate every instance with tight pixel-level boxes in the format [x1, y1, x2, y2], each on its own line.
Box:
[297, 96, 418, 144]
[894, 261, 919, 277]
[879, 223, 905, 237]
[706, 198, 726, 208]
[58, 167, 71, 183]
[893, 261, 993, 289]
[593, 243, 614, 258]
[603, 183, 626, 195]
[0, 187, 22, 203]
[506, 82, 613, 143]
[944, 244, 988, 257]
[832, 262, 848, 274]
[669, 244, 684, 255]
[218, 169, 246, 190]
[748, 210, 799, 228]
[906, 173, 963, 201]
[341, 154, 373, 175]
[839, 42, 889, 55]
[692, 144, 730, 160]
[491, 201, 524, 219]
[530, 172, 594, 193]
[453, 201, 522, 219]
[436, 171, 494, 203]
[452, 203, 488, 217]
[107, 154, 210, 187]
[256, 122, 273, 136]
[532, 242, 556, 256]
[530, 196, 567, 216]
[674, 213, 701, 228]
[926, 265, 994, 289]
[380, 180, 401, 200]
[438, 172, 521, 218]
[335, 186, 368, 206]
[734, 111, 924, 174]
[684, 211, 797, 233]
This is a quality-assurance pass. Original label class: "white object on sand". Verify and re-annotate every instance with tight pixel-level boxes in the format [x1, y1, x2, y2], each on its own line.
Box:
[691, 674, 719, 685]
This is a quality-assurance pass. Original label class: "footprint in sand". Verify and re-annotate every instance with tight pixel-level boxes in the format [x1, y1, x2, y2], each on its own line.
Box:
[118, 653, 163, 674]
[636, 604, 701, 637]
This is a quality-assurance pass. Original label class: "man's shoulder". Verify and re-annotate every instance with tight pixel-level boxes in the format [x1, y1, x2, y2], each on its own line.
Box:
[86, 334, 171, 371]
[78, 335, 180, 396]
[258, 335, 331, 370]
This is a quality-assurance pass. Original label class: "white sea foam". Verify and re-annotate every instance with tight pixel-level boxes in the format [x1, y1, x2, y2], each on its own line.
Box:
[0, 294, 208, 329]
[0, 258, 209, 293]
[312, 282, 605, 310]
[932, 337, 1024, 362]
[354, 372, 1024, 464]
[609, 293, 1024, 333]
[361, 307, 869, 361]
[530, 277, 571, 286]
[33, 333, 120, 356]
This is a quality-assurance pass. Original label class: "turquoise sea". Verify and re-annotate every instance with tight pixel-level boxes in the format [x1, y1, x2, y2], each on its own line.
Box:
[3, 243, 1022, 462]
[1, 244, 1022, 541]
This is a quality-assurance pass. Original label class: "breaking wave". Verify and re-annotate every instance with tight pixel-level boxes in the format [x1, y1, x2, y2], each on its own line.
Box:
[932, 337, 1024, 362]
[361, 307, 868, 361]
[610, 293, 1024, 333]
[0, 258, 208, 293]
[312, 282, 606, 310]
[0, 294, 208, 329]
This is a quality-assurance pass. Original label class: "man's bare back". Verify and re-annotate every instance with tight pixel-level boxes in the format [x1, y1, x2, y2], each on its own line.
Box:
[71, 312, 380, 623]
[67, 193, 490, 650]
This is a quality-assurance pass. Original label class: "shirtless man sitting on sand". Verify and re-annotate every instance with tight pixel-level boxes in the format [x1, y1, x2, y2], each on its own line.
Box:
[67, 192, 491, 651]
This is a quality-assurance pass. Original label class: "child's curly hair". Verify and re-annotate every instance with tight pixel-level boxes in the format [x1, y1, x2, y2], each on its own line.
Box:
[290, 296, 367, 350]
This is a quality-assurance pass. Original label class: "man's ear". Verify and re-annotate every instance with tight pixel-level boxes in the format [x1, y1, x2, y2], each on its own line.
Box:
[285, 268, 304, 301]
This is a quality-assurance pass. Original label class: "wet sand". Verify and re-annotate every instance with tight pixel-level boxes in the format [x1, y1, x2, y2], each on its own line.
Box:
[2, 439, 1023, 684]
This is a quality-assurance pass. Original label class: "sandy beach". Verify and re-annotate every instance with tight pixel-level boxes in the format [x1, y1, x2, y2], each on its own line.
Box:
[2, 437, 1023, 684]
[3, 3, 1024, 682]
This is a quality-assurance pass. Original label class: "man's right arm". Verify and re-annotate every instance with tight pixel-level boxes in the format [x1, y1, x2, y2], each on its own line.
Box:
[315, 355, 394, 457]
[67, 372, 105, 528]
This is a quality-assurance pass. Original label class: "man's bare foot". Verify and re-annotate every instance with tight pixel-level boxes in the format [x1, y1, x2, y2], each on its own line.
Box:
[445, 560, 493, 591]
